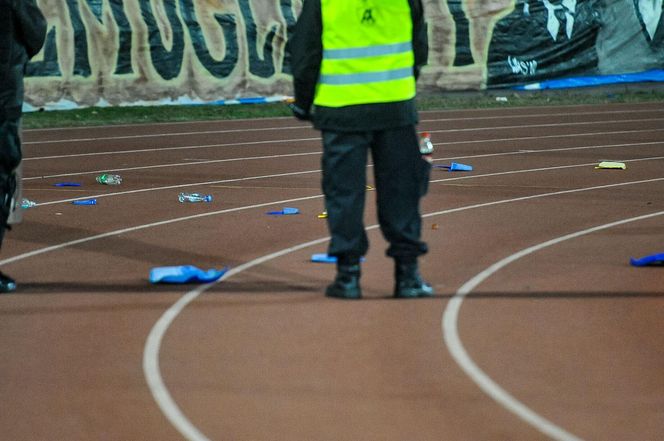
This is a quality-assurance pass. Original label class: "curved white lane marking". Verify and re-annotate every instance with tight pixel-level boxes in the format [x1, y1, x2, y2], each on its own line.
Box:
[143, 236, 330, 441]
[443, 209, 664, 441]
[143, 285, 213, 441]
[143, 177, 664, 441]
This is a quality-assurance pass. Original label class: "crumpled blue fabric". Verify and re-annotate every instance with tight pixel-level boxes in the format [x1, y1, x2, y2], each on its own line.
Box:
[149, 265, 229, 284]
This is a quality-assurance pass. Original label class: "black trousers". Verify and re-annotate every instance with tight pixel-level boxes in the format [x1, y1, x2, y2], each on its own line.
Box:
[322, 125, 429, 260]
[0, 107, 22, 247]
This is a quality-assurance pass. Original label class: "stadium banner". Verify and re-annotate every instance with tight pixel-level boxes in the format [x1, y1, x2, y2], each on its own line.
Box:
[24, 0, 664, 110]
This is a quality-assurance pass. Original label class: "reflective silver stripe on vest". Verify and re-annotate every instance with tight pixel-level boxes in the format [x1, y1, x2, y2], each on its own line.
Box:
[323, 41, 412, 60]
[319, 67, 412, 85]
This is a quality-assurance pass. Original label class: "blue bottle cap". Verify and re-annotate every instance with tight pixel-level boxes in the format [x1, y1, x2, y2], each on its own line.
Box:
[72, 199, 97, 205]
[310, 254, 365, 263]
[311, 253, 337, 263]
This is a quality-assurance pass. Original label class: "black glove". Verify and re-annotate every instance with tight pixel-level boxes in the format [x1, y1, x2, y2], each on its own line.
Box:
[288, 102, 311, 121]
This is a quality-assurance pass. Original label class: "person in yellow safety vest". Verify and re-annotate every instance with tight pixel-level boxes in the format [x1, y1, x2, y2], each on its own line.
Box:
[287, 0, 433, 299]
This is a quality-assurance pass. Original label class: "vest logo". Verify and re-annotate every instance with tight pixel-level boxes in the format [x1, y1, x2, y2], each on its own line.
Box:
[361, 8, 376, 24]
[359, 0, 377, 25]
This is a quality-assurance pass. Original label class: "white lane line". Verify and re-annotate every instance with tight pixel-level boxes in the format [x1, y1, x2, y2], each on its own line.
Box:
[23, 124, 664, 163]
[23, 154, 664, 207]
[445, 127, 664, 146]
[23, 124, 313, 145]
[0, 194, 325, 266]
[24, 169, 322, 207]
[23, 115, 664, 146]
[23, 107, 663, 139]
[7, 173, 663, 266]
[143, 235, 331, 441]
[23, 137, 321, 161]
[23, 151, 321, 181]
[419, 107, 663, 123]
[430, 155, 664, 185]
[22, 136, 664, 179]
[143, 285, 213, 441]
[140, 177, 664, 441]
[443, 209, 664, 441]
[422, 117, 664, 135]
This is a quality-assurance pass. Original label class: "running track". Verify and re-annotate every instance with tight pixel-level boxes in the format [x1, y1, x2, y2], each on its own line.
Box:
[0, 102, 662, 440]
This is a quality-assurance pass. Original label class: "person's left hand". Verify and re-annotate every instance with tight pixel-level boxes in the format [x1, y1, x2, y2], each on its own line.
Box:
[288, 103, 311, 121]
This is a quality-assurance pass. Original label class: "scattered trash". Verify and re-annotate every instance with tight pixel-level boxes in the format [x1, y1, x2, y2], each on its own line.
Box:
[595, 161, 626, 170]
[630, 253, 664, 267]
[21, 198, 37, 209]
[72, 199, 97, 205]
[311, 254, 365, 263]
[495, 96, 508, 102]
[311, 253, 337, 263]
[266, 207, 299, 215]
[432, 223, 439, 230]
[419, 132, 434, 163]
[96, 174, 122, 185]
[53, 182, 81, 187]
[149, 265, 229, 284]
[366, 185, 374, 191]
[434, 162, 473, 172]
[317, 210, 328, 219]
[179, 192, 213, 203]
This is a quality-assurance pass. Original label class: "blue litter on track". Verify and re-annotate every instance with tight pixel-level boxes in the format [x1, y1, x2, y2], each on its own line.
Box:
[267, 207, 300, 215]
[54, 182, 81, 187]
[72, 199, 97, 205]
[149, 265, 229, 284]
[434, 162, 473, 172]
[311, 254, 366, 263]
[311, 253, 337, 263]
[630, 253, 664, 267]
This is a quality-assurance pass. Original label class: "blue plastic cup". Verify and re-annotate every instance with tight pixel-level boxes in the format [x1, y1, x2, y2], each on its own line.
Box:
[282, 207, 299, 215]
[448, 162, 473, 172]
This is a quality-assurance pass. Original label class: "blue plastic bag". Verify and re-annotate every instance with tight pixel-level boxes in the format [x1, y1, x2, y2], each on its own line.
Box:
[149, 265, 229, 284]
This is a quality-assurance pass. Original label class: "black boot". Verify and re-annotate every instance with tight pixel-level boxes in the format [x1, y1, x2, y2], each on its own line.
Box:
[0, 271, 16, 293]
[325, 256, 362, 299]
[394, 259, 434, 298]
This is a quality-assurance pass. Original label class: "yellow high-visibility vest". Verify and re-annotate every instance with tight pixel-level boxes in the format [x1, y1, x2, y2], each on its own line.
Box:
[314, 0, 416, 108]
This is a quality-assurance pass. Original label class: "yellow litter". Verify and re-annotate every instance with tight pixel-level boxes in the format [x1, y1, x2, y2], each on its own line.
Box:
[595, 161, 626, 170]
[317, 210, 328, 219]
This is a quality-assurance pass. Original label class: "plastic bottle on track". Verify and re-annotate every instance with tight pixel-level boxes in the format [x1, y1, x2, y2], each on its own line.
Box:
[96, 174, 123, 185]
[419, 132, 434, 163]
[178, 193, 213, 203]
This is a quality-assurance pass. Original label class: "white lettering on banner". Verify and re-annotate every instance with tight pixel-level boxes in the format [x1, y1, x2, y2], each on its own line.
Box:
[508, 56, 538, 76]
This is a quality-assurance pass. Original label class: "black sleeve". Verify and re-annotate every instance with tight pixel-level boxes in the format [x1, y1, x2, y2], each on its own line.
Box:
[13, 0, 47, 59]
[410, 0, 429, 79]
[286, 0, 322, 113]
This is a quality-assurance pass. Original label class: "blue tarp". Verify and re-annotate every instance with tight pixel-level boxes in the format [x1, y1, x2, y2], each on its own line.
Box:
[514, 69, 664, 90]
